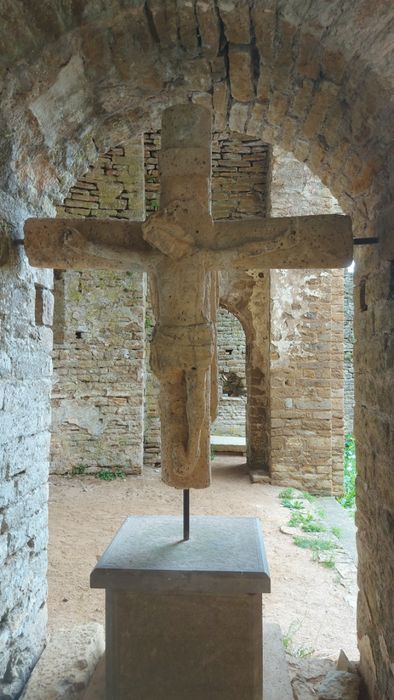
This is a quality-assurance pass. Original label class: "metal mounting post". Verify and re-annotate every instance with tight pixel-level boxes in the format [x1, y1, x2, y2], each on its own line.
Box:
[183, 489, 190, 541]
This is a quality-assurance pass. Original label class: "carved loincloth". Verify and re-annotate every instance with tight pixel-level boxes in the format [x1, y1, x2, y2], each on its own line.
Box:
[150, 322, 214, 375]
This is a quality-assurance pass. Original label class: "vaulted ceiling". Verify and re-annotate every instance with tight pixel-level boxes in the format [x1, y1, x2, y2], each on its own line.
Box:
[0, 1, 392, 233]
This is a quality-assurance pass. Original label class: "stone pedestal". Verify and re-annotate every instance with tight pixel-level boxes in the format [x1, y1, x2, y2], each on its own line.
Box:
[91, 515, 270, 700]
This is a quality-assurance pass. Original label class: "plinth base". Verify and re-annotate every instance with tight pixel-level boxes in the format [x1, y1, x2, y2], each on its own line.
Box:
[91, 516, 270, 700]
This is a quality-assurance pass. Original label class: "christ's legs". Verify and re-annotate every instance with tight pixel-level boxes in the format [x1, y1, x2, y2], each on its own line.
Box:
[185, 367, 208, 467]
[157, 368, 209, 479]
[158, 370, 188, 475]
[150, 323, 214, 488]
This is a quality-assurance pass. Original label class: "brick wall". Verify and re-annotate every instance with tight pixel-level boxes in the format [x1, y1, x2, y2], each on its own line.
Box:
[212, 308, 246, 437]
[270, 147, 344, 493]
[344, 269, 354, 433]
[52, 139, 146, 475]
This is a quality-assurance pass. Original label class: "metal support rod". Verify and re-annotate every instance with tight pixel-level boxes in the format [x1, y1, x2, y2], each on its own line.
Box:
[353, 237, 379, 245]
[183, 489, 190, 541]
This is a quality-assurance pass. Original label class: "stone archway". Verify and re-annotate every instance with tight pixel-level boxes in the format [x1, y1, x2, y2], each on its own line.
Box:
[0, 3, 393, 697]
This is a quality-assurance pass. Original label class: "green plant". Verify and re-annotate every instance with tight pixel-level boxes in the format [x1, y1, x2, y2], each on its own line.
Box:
[301, 491, 316, 503]
[96, 468, 126, 481]
[72, 464, 87, 475]
[320, 555, 336, 569]
[288, 509, 326, 532]
[296, 646, 315, 658]
[301, 521, 326, 533]
[282, 619, 301, 652]
[293, 536, 336, 552]
[331, 526, 342, 539]
[279, 487, 295, 499]
[282, 620, 314, 657]
[145, 315, 154, 331]
[337, 433, 356, 509]
[288, 511, 306, 527]
[284, 499, 304, 510]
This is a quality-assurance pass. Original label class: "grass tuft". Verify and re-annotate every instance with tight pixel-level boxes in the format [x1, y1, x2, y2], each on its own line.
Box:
[337, 433, 356, 509]
[293, 536, 336, 552]
[279, 487, 295, 499]
[96, 468, 126, 481]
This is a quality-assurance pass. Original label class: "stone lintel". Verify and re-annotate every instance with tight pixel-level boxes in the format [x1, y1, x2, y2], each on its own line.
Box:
[90, 515, 270, 595]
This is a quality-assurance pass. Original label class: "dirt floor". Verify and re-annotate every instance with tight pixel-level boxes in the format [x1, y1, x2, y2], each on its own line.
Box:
[48, 456, 358, 662]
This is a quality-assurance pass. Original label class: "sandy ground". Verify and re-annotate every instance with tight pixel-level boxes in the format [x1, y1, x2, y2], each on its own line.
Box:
[48, 456, 358, 662]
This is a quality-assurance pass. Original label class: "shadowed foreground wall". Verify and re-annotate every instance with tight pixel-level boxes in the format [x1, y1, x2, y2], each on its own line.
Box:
[0, 218, 52, 697]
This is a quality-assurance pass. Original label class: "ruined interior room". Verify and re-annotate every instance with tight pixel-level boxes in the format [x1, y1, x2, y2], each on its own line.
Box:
[0, 2, 392, 699]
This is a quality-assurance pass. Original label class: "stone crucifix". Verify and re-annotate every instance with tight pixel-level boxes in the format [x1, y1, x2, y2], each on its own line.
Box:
[24, 104, 352, 490]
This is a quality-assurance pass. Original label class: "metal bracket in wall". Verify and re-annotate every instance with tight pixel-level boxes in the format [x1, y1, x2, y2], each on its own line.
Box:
[353, 238, 379, 245]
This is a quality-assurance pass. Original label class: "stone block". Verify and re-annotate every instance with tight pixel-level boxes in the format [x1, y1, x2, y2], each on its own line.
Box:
[317, 669, 360, 699]
[195, 0, 220, 58]
[20, 624, 105, 700]
[218, 0, 250, 43]
[91, 516, 270, 700]
[229, 46, 254, 102]
[229, 102, 249, 133]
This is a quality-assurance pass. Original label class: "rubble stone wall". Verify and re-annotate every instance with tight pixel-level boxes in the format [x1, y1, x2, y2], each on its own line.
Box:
[0, 215, 52, 698]
[355, 231, 394, 699]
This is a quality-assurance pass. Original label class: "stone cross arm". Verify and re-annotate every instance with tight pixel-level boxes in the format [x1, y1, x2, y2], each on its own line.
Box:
[24, 218, 158, 271]
[211, 214, 352, 269]
[24, 213, 352, 272]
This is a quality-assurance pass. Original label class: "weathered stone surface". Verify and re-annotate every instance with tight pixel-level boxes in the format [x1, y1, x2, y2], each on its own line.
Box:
[0, 226, 11, 266]
[217, 0, 251, 44]
[0, 210, 52, 699]
[317, 669, 360, 700]
[91, 516, 269, 699]
[229, 46, 254, 102]
[20, 623, 105, 700]
[336, 649, 352, 672]
[144, 131, 269, 466]
[292, 677, 316, 700]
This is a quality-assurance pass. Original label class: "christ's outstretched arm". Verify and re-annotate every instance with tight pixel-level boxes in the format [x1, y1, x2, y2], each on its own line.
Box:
[23, 218, 160, 272]
[62, 228, 161, 271]
[208, 215, 353, 270]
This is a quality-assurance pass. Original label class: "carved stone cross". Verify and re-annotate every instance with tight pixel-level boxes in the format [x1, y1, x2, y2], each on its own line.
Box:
[25, 104, 352, 490]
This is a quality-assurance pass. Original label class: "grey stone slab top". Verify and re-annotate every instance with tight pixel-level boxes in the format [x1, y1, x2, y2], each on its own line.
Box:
[91, 516, 270, 595]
